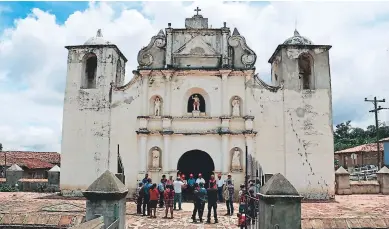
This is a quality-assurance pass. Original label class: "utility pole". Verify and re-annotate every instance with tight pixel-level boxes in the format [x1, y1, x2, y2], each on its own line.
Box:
[365, 97, 389, 169]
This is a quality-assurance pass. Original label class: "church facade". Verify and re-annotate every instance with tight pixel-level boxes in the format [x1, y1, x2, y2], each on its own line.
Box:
[60, 10, 335, 199]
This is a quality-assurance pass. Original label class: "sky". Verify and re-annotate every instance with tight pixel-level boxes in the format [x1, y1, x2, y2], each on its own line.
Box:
[1, 1, 389, 152]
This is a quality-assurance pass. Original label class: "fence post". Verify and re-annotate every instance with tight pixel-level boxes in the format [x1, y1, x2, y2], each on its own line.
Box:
[376, 166, 389, 194]
[335, 166, 351, 195]
[257, 173, 303, 229]
[82, 170, 128, 229]
[6, 164, 23, 188]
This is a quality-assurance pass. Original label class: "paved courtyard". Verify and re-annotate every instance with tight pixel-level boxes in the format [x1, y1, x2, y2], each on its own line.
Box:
[0, 193, 389, 228]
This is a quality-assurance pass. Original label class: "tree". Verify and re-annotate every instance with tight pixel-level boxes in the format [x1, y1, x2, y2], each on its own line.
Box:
[0, 143, 2, 152]
[333, 120, 389, 151]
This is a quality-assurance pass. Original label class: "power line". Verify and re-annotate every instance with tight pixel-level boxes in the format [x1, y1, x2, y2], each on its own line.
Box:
[364, 97, 389, 169]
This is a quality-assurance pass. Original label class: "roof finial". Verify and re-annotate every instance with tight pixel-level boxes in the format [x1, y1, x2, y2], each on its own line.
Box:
[194, 6, 201, 16]
[96, 29, 103, 37]
[294, 18, 300, 35]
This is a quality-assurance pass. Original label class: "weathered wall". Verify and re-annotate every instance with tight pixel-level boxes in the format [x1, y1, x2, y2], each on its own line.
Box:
[61, 46, 126, 191]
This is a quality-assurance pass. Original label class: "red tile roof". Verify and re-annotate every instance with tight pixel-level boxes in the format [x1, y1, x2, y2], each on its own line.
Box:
[335, 143, 383, 154]
[0, 151, 60, 169]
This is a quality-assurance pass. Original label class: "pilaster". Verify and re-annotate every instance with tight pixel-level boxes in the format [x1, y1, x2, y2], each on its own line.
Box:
[165, 28, 173, 66]
[162, 70, 174, 116]
[245, 134, 255, 172]
[220, 70, 232, 116]
[221, 25, 230, 67]
[140, 70, 151, 116]
[222, 134, 230, 173]
[138, 134, 148, 173]
[244, 71, 253, 116]
[163, 134, 172, 172]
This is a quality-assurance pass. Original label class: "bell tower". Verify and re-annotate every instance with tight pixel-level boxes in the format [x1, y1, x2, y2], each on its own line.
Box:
[60, 29, 127, 192]
[268, 29, 331, 91]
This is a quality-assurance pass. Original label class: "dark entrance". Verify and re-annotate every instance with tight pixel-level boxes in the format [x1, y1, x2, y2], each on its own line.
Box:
[177, 150, 215, 181]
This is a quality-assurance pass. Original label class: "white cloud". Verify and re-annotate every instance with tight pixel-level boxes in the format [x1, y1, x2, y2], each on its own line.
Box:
[1, 1, 389, 151]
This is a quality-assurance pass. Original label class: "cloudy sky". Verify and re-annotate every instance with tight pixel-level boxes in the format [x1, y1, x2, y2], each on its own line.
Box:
[1, 1, 389, 152]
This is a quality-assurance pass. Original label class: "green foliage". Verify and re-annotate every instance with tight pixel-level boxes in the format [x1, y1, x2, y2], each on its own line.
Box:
[334, 120, 389, 151]
[0, 143, 2, 151]
[0, 184, 17, 192]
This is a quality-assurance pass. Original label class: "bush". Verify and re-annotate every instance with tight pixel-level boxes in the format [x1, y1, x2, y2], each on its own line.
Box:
[0, 184, 17, 192]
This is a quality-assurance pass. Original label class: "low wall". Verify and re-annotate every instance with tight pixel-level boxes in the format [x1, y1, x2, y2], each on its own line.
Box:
[0, 179, 59, 192]
[350, 181, 380, 194]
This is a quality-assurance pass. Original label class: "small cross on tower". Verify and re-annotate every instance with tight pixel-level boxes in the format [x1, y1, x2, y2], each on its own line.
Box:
[194, 7, 201, 15]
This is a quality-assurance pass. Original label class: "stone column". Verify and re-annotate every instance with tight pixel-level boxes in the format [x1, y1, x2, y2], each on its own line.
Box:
[220, 70, 231, 116]
[140, 70, 150, 116]
[138, 134, 148, 173]
[377, 166, 389, 195]
[48, 165, 60, 186]
[258, 173, 303, 229]
[335, 166, 352, 195]
[163, 134, 172, 172]
[221, 134, 230, 173]
[83, 170, 128, 229]
[6, 164, 23, 187]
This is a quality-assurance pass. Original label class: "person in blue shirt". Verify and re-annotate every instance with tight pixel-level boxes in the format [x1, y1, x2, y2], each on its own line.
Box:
[187, 173, 196, 201]
[142, 174, 149, 184]
[142, 178, 152, 216]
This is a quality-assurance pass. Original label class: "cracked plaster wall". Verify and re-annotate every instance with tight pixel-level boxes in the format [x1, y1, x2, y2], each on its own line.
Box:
[60, 46, 126, 191]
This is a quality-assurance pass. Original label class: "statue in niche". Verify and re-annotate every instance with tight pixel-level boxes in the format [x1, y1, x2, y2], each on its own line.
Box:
[154, 96, 161, 116]
[232, 97, 240, 116]
[231, 147, 242, 171]
[192, 94, 200, 111]
[152, 147, 160, 168]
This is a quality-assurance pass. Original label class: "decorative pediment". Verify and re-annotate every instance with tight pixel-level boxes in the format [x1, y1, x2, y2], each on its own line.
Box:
[137, 30, 166, 69]
[174, 35, 218, 56]
[228, 28, 257, 69]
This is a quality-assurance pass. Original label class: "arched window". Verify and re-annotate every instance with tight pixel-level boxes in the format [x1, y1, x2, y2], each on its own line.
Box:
[298, 53, 313, 90]
[82, 53, 97, 89]
[187, 94, 206, 113]
[115, 60, 122, 86]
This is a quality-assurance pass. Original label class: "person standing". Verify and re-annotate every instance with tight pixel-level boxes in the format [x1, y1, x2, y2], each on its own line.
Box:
[209, 175, 216, 189]
[224, 179, 234, 216]
[173, 177, 184, 210]
[196, 173, 205, 185]
[142, 178, 152, 216]
[166, 175, 174, 186]
[149, 183, 159, 218]
[206, 181, 218, 224]
[181, 174, 188, 201]
[191, 183, 200, 222]
[142, 174, 149, 184]
[197, 183, 207, 223]
[163, 185, 175, 219]
[136, 182, 143, 214]
[216, 174, 224, 202]
[158, 179, 165, 208]
[187, 174, 196, 201]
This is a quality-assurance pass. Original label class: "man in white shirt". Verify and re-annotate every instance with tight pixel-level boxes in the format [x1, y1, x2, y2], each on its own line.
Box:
[173, 177, 184, 210]
[196, 173, 205, 185]
[216, 174, 224, 202]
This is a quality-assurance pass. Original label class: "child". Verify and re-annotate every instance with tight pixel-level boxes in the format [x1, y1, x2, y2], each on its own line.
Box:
[238, 184, 246, 214]
[136, 182, 143, 214]
[149, 183, 159, 218]
[163, 185, 175, 219]
[237, 213, 247, 229]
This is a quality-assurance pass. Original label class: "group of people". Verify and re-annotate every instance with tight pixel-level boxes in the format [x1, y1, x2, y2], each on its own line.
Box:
[134, 172, 259, 227]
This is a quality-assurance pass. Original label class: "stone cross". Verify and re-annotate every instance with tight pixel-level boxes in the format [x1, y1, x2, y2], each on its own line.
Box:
[194, 7, 201, 15]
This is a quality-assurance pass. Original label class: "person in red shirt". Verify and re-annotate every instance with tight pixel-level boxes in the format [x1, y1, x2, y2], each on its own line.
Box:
[149, 183, 159, 218]
[237, 213, 247, 229]
[163, 185, 175, 219]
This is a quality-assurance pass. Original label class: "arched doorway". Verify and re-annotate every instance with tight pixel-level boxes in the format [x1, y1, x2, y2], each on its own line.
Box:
[177, 150, 215, 181]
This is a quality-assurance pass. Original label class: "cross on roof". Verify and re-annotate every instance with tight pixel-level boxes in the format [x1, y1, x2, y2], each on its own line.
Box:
[194, 7, 201, 15]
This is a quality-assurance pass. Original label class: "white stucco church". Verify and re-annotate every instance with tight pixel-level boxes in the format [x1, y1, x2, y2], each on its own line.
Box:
[60, 9, 335, 199]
